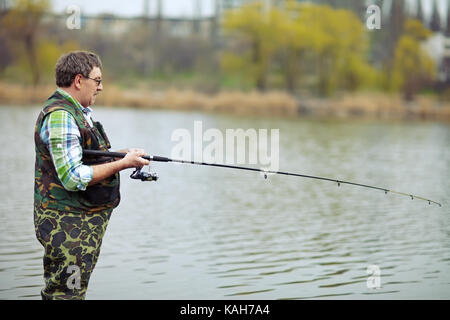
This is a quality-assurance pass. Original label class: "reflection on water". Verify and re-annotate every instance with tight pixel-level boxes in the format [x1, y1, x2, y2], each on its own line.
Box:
[0, 105, 449, 299]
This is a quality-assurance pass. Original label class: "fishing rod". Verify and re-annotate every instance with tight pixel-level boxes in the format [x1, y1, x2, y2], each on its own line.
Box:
[83, 149, 442, 207]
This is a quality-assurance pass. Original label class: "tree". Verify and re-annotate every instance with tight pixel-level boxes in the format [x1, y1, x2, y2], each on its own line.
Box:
[447, 2, 450, 36]
[416, 0, 424, 23]
[222, 1, 376, 95]
[314, 0, 366, 20]
[391, 19, 435, 100]
[222, 1, 284, 91]
[0, 0, 50, 86]
[429, 0, 441, 33]
[443, 4, 450, 83]
[276, 0, 305, 92]
[0, 32, 12, 74]
[294, 3, 375, 95]
[388, 0, 406, 58]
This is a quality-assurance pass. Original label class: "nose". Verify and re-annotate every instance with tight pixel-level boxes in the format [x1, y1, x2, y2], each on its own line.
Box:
[97, 82, 103, 91]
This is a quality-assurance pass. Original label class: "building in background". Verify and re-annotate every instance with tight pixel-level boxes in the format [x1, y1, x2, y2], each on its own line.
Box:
[419, 0, 450, 83]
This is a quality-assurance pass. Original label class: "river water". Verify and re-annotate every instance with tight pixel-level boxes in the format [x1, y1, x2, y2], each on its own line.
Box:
[0, 105, 449, 299]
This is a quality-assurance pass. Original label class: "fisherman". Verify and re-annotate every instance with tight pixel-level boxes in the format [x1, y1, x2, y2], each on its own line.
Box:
[34, 51, 150, 300]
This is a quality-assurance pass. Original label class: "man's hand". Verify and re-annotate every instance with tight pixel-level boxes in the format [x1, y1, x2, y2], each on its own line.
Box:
[88, 148, 150, 186]
[120, 148, 150, 169]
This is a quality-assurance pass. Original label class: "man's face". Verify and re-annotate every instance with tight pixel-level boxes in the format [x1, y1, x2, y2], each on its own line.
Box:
[79, 66, 103, 107]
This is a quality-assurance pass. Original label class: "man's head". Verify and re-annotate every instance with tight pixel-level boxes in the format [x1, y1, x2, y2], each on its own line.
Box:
[55, 51, 103, 108]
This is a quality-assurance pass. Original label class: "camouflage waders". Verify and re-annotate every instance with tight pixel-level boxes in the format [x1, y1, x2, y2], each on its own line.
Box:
[34, 91, 120, 299]
[34, 205, 112, 300]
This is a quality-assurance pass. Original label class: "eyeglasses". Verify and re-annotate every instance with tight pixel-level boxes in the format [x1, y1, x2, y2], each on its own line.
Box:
[83, 76, 102, 86]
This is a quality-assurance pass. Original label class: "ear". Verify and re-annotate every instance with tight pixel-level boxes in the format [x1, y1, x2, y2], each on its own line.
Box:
[73, 74, 83, 90]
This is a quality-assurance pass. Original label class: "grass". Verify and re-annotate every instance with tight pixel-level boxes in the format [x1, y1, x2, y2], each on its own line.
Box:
[0, 81, 449, 122]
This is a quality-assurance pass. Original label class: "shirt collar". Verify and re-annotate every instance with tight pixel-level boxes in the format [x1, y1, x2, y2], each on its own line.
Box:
[83, 106, 93, 116]
[56, 87, 91, 116]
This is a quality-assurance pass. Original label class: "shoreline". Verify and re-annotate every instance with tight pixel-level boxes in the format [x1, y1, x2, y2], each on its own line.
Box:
[1, 82, 449, 122]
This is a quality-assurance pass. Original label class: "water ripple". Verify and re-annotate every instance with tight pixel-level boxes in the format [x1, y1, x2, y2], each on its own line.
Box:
[1, 107, 449, 299]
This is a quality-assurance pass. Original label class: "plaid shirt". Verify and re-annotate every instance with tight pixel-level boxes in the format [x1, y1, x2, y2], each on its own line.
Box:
[40, 88, 93, 191]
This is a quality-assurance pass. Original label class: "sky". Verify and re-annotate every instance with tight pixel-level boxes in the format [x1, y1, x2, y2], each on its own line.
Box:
[50, 0, 448, 21]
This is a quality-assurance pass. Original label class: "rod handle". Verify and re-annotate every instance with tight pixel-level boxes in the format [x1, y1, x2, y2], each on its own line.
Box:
[82, 149, 170, 162]
[151, 155, 170, 162]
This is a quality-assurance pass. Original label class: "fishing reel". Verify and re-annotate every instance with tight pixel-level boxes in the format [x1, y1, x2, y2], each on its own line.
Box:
[130, 166, 158, 182]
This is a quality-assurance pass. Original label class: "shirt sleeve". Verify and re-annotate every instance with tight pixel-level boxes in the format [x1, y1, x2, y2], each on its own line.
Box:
[40, 110, 93, 191]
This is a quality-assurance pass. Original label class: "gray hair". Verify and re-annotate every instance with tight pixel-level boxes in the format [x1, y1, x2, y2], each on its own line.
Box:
[55, 51, 102, 87]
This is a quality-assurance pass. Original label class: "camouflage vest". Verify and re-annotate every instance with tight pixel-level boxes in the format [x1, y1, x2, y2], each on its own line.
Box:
[34, 91, 120, 214]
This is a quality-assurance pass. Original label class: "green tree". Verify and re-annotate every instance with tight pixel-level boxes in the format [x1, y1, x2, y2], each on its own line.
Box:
[37, 40, 79, 81]
[222, 1, 376, 95]
[221, 1, 284, 91]
[313, 0, 366, 20]
[0, 0, 50, 86]
[276, 0, 305, 92]
[295, 4, 375, 95]
[391, 19, 435, 100]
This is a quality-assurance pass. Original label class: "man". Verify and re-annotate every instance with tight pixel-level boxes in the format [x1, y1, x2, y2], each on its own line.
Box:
[34, 51, 149, 300]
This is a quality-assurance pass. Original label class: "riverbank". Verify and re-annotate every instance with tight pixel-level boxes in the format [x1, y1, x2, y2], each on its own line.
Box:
[1, 82, 449, 122]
